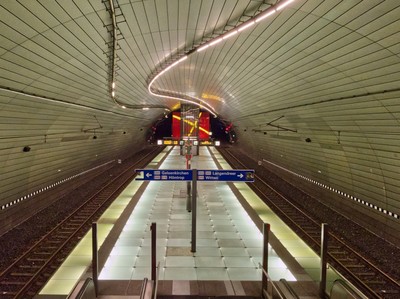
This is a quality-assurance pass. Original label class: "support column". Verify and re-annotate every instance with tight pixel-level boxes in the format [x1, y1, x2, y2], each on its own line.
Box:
[262, 223, 270, 291]
[151, 222, 157, 281]
[191, 169, 197, 252]
[320, 223, 328, 299]
[92, 222, 98, 296]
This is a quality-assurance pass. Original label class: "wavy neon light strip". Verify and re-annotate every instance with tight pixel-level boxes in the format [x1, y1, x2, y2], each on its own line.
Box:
[147, 0, 296, 115]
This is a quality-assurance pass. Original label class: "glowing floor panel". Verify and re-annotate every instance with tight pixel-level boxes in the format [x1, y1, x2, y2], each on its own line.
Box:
[99, 146, 295, 281]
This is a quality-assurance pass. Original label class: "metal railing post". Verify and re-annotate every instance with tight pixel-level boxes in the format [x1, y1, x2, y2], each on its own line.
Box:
[191, 169, 197, 252]
[186, 162, 191, 212]
[151, 222, 157, 281]
[92, 222, 99, 296]
[320, 223, 328, 298]
[262, 223, 270, 296]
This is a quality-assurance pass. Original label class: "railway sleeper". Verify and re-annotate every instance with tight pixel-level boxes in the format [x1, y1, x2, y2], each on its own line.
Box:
[366, 280, 386, 285]
[40, 246, 58, 250]
[19, 265, 41, 269]
[57, 230, 74, 234]
[0, 281, 26, 285]
[345, 264, 366, 268]
[380, 289, 400, 294]
[60, 226, 79, 230]
[46, 240, 63, 244]
[335, 258, 358, 263]
[354, 272, 376, 277]
[33, 251, 53, 255]
[10, 272, 34, 277]
[27, 257, 47, 262]
[329, 250, 348, 255]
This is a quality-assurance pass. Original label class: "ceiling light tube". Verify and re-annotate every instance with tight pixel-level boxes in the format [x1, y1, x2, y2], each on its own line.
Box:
[238, 21, 255, 32]
[209, 38, 222, 46]
[178, 56, 187, 63]
[112, 82, 116, 89]
[197, 44, 209, 52]
[111, 91, 115, 97]
[276, 0, 295, 11]
[222, 30, 238, 39]
[255, 9, 276, 22]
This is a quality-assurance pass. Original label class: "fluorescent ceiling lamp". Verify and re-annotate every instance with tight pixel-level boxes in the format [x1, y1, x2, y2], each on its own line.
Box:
[111, 91, 115, 97]
[142, 107, 149, 110]
[238, 21, 255, 32]
[276, 0, 295, 11]
[222, 30, 238, 39]
[255, 9, 276, 22]
[197, 44, 209, 52]
[121, 105, 126, 109]
[209, 38, 222, 46]
[112, 82, 115, 89]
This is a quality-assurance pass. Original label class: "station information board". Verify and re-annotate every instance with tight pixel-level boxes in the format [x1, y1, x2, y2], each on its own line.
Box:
[136, 169, 254, 182]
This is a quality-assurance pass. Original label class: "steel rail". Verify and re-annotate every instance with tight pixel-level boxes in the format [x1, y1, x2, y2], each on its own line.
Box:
[0, 147, 163, 298]
[218, 147, 400, 299]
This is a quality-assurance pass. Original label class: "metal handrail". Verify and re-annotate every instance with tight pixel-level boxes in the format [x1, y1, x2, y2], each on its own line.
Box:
[259, 263, 285, 299]
[330, 279, 366, 299]
[279, 279, 300, 299]
[140, 277, 149, 299]
[67, 277, 95, 299]
[153, 262, 161, 299]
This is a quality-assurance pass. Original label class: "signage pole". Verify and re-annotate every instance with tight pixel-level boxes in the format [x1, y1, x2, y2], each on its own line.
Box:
[92, 222, 98, 296]
[186, 156, 191, 212]
[262, 223, 270, 293]
[191, 169, 197, 252]
[151, 222, 157, 281]
[320, 223, 328, 299]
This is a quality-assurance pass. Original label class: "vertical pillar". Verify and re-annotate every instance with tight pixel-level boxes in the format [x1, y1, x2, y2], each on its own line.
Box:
[151, 222, 157, 281]
[320, 223, 328, 299]
[186, 181, 192, 212]
[186, 155, 191, 212]
[262, 223, 270, 292]
[191, 169, 197, 252]
[92, 222, 98, 296]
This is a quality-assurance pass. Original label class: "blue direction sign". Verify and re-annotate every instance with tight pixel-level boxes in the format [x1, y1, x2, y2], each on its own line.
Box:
[197, 169, 254, 182]
[136, 169, 193, 181]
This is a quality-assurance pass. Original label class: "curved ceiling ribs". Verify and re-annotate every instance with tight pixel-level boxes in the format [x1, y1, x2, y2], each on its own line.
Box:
[145, 0, 296, 116]
[104, 0, 170, 111]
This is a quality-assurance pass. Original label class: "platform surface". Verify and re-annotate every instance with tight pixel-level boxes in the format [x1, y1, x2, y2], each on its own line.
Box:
[39, 146, 328, 298]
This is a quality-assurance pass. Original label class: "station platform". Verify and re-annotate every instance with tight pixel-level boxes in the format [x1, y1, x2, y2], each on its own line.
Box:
[37, 146, 340, 298]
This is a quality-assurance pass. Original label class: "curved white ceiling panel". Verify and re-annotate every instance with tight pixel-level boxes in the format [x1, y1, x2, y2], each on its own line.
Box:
[1, 0, 400, 242]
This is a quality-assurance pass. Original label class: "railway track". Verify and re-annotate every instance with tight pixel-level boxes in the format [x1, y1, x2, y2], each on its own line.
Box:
[218, 147, 400, 299]
[0, 146, 164, 299]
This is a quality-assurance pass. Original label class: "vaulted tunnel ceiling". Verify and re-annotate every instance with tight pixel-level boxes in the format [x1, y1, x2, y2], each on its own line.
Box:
[0, 0, 399, 242]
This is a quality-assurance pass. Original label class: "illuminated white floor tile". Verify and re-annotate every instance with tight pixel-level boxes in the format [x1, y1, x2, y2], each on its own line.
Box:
[110, 246, 140, 256]
[196, 268, 229, 280]
[221, 247, 249, 257]
[98, 146, 294, 282]
[166, 256, 195, 267]
[164, 267, 197, 280]
[224, 256, 255, 268]
[99, 267, 134, 280]
[167, 238, 191, 247]
[105, 255, 136, 268]
[131, 267, 151, 279]
[227, 268, 261, 281]
[194, 256, 225, 267]
[193, 247, 221, 257]
[196, 238, 218, 247]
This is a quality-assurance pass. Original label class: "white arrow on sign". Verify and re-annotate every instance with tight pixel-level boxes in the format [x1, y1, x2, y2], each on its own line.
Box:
[237, 173, 244, 179]
[146, 172, 152, 178]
